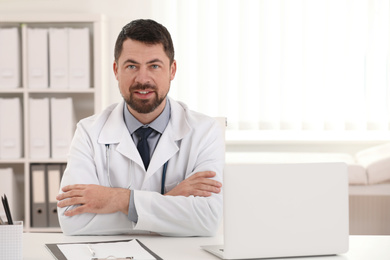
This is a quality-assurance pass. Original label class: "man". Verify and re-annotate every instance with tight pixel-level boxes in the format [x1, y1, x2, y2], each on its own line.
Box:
[56, 19, 224, 236]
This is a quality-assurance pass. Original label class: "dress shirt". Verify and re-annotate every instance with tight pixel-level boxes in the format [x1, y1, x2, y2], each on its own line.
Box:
[123, 99, 171, 223]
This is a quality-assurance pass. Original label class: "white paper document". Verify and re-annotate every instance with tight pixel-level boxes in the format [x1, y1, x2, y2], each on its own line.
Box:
[57, 240, 156, 260]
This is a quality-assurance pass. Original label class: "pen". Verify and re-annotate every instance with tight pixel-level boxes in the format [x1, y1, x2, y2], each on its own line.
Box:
[87, 245, 95, 257]
[1, 194, 13, 225]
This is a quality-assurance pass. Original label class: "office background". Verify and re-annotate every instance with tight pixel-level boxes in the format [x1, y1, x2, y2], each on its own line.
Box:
[1, 0, 389, 154]
[0, 0, 389, 234]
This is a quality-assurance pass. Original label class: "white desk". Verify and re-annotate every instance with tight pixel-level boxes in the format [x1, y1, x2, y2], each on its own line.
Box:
[23, 233, 390, 260]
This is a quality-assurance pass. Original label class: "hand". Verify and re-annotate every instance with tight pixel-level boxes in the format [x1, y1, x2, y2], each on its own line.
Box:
[165, 171, 222, 197]
[56, 184, 130, 217]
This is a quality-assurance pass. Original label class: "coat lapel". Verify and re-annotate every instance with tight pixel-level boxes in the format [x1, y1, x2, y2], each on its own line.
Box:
[145, 97, 191, 179]
[97, 98, 192, 178]
[97, 101, 144, 168]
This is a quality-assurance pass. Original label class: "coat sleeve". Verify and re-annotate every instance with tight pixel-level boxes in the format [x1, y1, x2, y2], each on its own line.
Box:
[57, 121, 135, 235]
[133, 118, 225, 237]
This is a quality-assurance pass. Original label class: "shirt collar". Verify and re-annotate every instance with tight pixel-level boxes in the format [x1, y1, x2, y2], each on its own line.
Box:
[123, 99, 171, 135]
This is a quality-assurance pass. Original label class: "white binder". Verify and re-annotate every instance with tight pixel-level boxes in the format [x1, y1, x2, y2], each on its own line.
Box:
[50, 97, 75, 159]
[0, 98, 22, 159]
[69, 28, 90, 89]
[27, 28, 49, 89]
[47, 164, 61, 227]
[0, 168, 22, 222]
[29, 98, 50, 159]
[49, 28, 69, 89]
[0, 27, 21, 88]
[30, 165, 48, 227]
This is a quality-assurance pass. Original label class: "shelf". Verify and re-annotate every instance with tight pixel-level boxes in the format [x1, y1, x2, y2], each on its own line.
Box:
[0, 13, 105, 23]
[0, 159, 25, 164]
[0, 88, 24, 93]
[26, 88, 96, 93]
[0, 13, 105, 232]
[0, 88, 96, 94]
[28, 159, 68, 164]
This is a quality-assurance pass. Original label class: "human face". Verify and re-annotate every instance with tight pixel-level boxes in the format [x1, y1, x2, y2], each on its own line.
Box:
[113, 39, 176, 122]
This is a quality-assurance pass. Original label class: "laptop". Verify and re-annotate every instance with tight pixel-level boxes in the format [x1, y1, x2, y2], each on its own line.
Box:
[202, 162, 349, 259]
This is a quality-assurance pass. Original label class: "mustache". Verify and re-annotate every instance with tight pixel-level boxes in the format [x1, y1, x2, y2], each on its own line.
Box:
[130, 83, 156, 91]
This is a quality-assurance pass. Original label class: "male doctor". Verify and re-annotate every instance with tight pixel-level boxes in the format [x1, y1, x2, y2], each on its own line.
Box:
[56, 19, 225, 236]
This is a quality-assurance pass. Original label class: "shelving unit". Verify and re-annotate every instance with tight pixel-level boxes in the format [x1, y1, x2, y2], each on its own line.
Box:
[0, 14, 106, 232]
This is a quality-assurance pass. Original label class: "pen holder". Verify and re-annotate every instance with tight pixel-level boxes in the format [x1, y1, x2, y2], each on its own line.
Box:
[0, 221, 23, 260]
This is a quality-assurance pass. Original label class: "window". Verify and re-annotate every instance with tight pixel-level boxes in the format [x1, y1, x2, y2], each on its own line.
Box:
[151, 0, 390, 138]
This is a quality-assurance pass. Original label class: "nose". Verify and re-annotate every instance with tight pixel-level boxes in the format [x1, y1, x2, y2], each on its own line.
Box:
[134, 67, 151, 85]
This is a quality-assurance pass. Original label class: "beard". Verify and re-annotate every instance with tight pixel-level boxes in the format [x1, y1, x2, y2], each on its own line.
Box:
[123, 82, 168, 114]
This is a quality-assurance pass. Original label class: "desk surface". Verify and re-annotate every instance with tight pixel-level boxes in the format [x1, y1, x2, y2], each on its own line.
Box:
[23, 233, 390, 260]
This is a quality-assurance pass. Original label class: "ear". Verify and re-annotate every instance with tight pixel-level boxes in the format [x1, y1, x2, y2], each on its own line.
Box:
[170, 60, 177, 81]
[113, 61, 119, 80]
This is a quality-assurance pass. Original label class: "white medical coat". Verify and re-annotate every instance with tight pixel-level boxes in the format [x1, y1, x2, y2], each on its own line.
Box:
[58, 97, 225, 236]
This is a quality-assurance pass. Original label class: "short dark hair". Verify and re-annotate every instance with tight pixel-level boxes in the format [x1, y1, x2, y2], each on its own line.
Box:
[114, 19, 175, 64]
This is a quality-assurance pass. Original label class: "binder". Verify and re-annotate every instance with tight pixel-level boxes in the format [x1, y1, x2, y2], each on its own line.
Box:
[50, 98, 75, 159]
[0, 168, 22, 222]
[49, 28, 69, 89]
[47, 164, 61, 227]
[0, 27, 21, 88]
[30, 164, 48, 227]
[69, 28, 90, 89]
[29, 98, 50, 159]
[60, 163, 66, 179]
[27, 28, 49, 89]
[0, 98, 22, 159]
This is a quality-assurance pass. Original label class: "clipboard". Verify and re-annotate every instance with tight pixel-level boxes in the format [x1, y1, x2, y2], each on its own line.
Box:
[45, 239, 163, 260]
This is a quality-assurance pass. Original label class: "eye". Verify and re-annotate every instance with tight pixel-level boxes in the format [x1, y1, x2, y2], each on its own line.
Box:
[151, 64, 160, 69]
[127, 65, 136, 69]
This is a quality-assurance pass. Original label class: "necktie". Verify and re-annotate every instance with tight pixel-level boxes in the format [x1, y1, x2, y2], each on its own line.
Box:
[135, 127, 154, 170]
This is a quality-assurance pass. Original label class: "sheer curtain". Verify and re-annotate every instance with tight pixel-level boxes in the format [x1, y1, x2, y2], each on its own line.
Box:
[151, 0, 390, 135]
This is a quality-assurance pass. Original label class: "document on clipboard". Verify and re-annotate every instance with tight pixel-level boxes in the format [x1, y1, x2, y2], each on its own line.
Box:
[45, 239, 162, 260]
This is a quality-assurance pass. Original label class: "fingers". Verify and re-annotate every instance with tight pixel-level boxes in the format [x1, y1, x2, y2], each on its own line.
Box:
[193, 182, 221, 196]
[64, 205, 87, 217]
[198, 177, 222, 188]
[190, 171, 221, 186]
[165, 171, 222, 197]
[56, 186, 84, 201]
[61, 184, 86, 192]
[198, 182, 221, 193]
[190, 171, 216, 179]
[56, 184, 89, 210]
[191, 171, 222, 190]
[57, 196, 84, 208]
[191, 190, 212, 197]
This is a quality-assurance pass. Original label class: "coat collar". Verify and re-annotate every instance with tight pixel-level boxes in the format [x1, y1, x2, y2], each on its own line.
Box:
[97, 97, 191, 173]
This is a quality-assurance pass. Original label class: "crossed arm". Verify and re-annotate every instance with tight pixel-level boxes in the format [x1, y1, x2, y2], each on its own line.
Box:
[56, 171, 222, 217]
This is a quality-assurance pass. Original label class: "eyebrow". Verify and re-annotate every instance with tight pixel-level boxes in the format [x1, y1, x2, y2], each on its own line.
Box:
[123, 58, 164, 66]
[147, 59, 164, 64]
